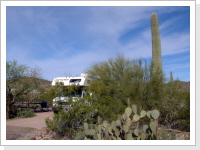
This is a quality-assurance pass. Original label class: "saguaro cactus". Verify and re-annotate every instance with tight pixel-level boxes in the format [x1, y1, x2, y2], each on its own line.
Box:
[150, 13, 163, 108]
[151, 13, 162, 75]
[170, 71, 173, 82]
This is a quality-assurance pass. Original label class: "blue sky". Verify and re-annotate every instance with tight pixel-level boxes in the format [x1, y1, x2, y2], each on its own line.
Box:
[6, 6, 190, 82]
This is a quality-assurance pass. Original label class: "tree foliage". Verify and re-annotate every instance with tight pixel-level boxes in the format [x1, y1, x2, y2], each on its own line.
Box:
[85, 55, 189, 131]
[86, 55, 161, 121]
[46, 55, 190, 138]
[6, 60, 42, 119]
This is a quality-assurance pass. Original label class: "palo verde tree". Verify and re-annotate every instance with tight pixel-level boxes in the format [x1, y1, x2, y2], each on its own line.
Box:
[86, 55, 154, 122]
[6, 60, 42, 119]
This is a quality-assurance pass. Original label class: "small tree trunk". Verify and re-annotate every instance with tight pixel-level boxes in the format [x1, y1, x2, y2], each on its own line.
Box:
[6, 105, 10, 119]
[6, 88, 15, 119]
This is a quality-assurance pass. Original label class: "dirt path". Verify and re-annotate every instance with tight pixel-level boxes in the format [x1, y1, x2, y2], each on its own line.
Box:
[7, 111, 54, 129]
[6, 111, 54, 140]
[6, 126, 39, 140]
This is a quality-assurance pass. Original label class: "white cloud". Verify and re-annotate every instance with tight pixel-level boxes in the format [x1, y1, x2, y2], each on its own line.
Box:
[6, 6, 190, 81]
[161, 33, 190, 55]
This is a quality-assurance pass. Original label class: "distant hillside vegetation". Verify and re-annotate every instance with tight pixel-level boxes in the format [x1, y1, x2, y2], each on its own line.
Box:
[165, 80, 190, 91]
[38, 77, 190, 91]
[38, 78, 52, 89]
[178, 81, 190, 90]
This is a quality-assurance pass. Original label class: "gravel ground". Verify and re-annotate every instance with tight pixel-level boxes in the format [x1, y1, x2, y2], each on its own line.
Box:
[6, 111, 56, 140]
[6, 110, 189, 140]
[6, 110, 54, 129]
[6, 126, 41, 140]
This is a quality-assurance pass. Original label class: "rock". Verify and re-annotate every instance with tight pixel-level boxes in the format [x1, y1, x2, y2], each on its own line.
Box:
[30, 137, 36, 140]
[41, 128, 48, 134]
[37, 134, 42, 137]
[36, 136, 42, 140]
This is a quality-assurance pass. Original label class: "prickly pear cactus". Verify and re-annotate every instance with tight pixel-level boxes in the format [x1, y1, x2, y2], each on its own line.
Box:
[146, 111, 152, 118]
[83, 105, 163, 140]
[140, 110, 147, 118]
[150, 109, 160, 120]
[150, 122, 157, 135]
[133, 114, 140, 122]
[132, 104, 137, 115]
[125, 107, 132, 118]
[84, 122, 88, 130]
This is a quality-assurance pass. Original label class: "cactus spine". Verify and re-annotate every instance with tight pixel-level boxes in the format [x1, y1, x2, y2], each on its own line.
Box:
[151, 13, 162, 75]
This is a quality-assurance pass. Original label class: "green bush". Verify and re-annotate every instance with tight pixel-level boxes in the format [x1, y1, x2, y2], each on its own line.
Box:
[86, 56, 190, 131]
[17, 109, 35, 118]
[46, 56, 190, 139]
[86, 56, 154, 121]
[45, 98, 97, 138]
[161, 85, 190, 131]
[45, 109, 80, 137]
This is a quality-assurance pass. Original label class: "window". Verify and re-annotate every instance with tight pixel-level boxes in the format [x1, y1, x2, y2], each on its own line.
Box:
[69, 79, 81, 83]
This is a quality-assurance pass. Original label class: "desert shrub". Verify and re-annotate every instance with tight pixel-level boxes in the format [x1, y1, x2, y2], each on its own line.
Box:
[86, 55, 166, 122]
[161, 85, 190, 131]
[17, 109, 35, 118]
[45, 98, 97, 138]
[86, 55, 189, 131]
[46, 56, 190, 139]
